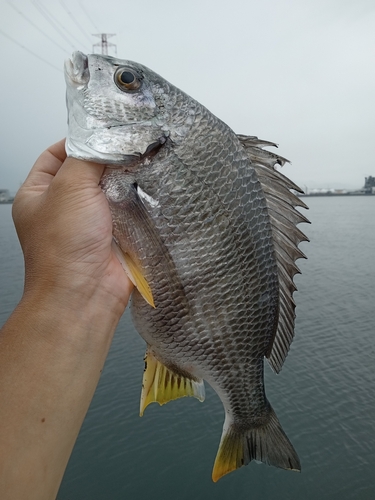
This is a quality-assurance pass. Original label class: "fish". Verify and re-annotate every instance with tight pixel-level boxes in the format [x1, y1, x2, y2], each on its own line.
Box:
[64, 51, 309, 482]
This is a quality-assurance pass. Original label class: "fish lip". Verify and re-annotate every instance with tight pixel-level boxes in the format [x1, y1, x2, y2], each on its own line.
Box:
[66, 136, 167, 167]
[64, 51, 90, 86]
[66, 138, 130, 164]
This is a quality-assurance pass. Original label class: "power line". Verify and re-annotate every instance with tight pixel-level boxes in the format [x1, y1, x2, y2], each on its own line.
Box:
[31, 0, 76, 50]
[31, 0, 90, 51]
[6, 0, 70, 55]
[59, 0, 92, 45]
[0, 28, 62, 72]
[79, 0, 100, 33]
[38, 0, 91, 50]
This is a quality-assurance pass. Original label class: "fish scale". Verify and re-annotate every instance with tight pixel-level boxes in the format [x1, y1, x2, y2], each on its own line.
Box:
[65, 51, 308, 481]
[132, 140, 278, 394]
[125, 137, 282, 470]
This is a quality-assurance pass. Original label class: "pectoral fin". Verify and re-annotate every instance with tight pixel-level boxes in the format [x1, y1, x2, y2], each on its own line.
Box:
[112, 240, 155, 308]
[140, 350, 205, 416]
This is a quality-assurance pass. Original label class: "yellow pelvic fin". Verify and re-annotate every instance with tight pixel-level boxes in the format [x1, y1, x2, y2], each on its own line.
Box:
[140, 350, 205, 416]
[112, 240, 155, 308]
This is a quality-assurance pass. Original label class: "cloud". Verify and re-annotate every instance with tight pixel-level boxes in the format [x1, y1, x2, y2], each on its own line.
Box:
[1, 0, 374, 193]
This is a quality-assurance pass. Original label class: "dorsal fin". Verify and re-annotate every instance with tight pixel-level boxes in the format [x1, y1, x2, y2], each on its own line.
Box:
[237, 134, 310, 373]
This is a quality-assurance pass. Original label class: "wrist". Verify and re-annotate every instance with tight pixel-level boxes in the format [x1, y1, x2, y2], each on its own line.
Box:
[19, 279, 128, 351]
[0, 268, 129, 500]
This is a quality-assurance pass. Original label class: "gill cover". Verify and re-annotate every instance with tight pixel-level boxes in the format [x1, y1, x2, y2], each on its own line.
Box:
[64, 52, 165, 165]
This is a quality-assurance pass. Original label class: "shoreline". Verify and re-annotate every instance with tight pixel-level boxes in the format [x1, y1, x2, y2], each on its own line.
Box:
[299, 192, 374, 197]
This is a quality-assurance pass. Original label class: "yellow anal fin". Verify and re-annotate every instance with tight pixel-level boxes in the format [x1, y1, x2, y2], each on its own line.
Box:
[140, 350, 205, 416]
[111, 240, 155, 308]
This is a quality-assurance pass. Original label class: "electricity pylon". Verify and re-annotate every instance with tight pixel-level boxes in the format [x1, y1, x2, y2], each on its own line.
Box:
[92, 33, 116, 55]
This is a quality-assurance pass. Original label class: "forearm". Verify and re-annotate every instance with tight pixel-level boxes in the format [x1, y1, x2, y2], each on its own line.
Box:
[0, 142, 132, 498]
[0, 289, 124, 500]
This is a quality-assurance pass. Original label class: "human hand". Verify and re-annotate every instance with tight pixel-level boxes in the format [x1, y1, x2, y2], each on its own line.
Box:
[12, 139, 132, 320]
[0, 140, 133, 499]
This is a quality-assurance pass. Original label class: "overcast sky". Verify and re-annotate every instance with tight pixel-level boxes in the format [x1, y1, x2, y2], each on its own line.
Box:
[1, 0, 374, 193]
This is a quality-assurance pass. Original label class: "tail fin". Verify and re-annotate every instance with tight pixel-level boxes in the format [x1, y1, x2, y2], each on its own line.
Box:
[212, 406, 300, 482]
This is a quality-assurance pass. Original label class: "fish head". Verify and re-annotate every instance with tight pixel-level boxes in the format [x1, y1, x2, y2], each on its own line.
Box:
[65, 52, 195, 166]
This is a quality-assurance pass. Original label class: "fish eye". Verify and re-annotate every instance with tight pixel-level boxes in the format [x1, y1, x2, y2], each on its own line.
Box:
[115, 67, 142, 91]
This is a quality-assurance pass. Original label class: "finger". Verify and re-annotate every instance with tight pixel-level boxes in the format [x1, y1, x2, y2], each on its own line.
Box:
[22, 139, 67, 189]
[55, 156, 106, 188]
[46, 139, 67, 164]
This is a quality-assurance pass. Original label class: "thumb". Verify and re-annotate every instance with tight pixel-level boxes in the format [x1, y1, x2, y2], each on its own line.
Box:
[54, 156, 106, 190]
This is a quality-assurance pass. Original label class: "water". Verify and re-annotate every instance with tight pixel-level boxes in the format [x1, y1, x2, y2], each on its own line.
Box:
[0, 197, 374, 500]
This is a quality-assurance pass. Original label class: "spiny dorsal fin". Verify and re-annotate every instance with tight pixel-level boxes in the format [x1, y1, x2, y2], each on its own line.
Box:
[237, 134, 309, 373]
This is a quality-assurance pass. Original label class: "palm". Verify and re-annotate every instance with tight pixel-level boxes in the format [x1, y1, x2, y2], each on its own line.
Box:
[13, 139, 132, 310]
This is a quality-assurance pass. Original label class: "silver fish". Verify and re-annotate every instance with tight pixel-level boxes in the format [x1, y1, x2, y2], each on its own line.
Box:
[65, 51, 309, 481]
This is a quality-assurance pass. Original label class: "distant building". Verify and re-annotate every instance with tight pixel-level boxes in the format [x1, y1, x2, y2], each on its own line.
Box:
[0, 189, 10, 201]
[363, 176, 375, 194]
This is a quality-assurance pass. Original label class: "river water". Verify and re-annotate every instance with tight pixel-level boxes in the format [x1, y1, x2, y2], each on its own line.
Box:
[0, 196, 374, 500]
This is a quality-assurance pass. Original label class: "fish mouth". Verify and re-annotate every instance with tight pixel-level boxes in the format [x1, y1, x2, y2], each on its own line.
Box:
[64, 51, 90, 86]
[66, 136, 167, 167]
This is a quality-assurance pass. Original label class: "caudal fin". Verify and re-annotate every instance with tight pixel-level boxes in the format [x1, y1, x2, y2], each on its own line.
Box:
[212, 406, 300, 482]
